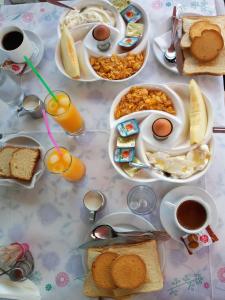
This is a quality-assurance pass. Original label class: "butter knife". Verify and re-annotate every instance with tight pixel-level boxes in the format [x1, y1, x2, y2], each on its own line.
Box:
[174, 5, 184, 74]
[78, 232, 170, 249]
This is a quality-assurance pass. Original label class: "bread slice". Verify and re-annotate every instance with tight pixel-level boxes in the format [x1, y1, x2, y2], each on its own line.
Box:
[92, 252, 118, 289]
[189, 21, 221, 40]
[190, 29, 224, 62]
[83, 240, 163, 298]
[111, 255, 146, 289]
[181, 16, 225, 75]
[0, 146, 18, 177]
[10, 148, 40, 181]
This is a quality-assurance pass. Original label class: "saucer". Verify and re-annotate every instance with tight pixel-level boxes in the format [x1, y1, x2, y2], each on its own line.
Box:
[0, 30, 44, 74]
[23, 30, 44, 74]
[160, 186, 218, 243]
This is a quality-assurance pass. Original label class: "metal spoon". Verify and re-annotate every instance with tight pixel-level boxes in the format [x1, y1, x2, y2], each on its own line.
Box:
[129, 161, 171, 177]
[91, 224, 170, 241]
[164, 6, 177, 64]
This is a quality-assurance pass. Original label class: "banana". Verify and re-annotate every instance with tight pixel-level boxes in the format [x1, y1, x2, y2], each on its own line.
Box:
[60, 24, 80, 78]
[189, 79, 208, 144]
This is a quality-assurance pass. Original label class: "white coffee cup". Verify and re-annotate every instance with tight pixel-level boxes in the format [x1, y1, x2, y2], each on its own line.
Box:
[174, 196, 210, 234]
[0, 25, 33, 63]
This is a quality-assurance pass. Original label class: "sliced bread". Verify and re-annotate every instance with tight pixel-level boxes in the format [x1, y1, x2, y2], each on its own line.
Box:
[0, 147, 18, 177]
[190, 29, 224, 62]
[10, 148, 40, 181]
[83, 240, 163, 298]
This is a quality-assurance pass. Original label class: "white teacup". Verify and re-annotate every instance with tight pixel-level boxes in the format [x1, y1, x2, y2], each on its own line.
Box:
[174, 196, 210, 234]
[0, 25, 33, 63]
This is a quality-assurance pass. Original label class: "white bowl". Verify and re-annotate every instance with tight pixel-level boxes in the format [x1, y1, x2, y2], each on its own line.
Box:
[55, 0, 150, 82]
[0, 134, 44, 189]
[108, 83, 214, 183]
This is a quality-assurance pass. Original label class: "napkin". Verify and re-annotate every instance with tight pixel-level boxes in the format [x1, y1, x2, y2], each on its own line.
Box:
[0, 277, 41, 300]
[154, 31, 171, 53]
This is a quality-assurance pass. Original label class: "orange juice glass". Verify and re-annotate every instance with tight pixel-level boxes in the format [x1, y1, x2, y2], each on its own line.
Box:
[44, 147, 86, 181]
[44, 91, 84, 135]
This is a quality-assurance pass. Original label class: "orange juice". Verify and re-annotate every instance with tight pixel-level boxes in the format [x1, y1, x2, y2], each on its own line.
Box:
[44, 147, 85, 181]
[45, 91, 84, 135]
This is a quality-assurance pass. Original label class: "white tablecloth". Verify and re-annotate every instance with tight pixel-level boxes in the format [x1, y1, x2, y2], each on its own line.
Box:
[0, 1, 225, 299]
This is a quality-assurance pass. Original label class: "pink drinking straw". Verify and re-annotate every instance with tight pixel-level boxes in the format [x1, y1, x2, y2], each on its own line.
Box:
[42, 109, 62, 155]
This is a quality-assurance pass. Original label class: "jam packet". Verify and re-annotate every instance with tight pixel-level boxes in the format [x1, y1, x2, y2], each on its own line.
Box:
[121, 5, 142, 23]
[114, 148, 135, 163]
[117, 119, 139, 137]
[126, 22, 144, 37]
[1, 60, 27, 75]
[118, 37, 139, 50]
[117, 136, 136, 148]
[180, 225, 218, 255]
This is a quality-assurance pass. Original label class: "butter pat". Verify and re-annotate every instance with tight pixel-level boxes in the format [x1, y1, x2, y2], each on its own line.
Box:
[126, 23, 144, 37]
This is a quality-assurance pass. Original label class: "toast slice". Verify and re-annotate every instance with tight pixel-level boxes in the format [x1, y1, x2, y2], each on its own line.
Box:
[189, 21, 221, 40]
[0, 146, 18, 177]
[83, 240, 163, 298]
[190, 29, 224, 62]
[181, 16, 225, 75]
[10, 148, 40, 181]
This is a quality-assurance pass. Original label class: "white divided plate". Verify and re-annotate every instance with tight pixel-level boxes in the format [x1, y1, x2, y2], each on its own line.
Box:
[83, 212, 166, 272]
[160, 186, 218, 243]
[55, 0, 150, 82]
[108, 82, 214, 183]
[0, 30, 44, 75]
[0, 134, 44, 189]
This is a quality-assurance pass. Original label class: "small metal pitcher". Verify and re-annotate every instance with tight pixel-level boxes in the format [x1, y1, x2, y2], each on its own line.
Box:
[17, 95, 43, 119]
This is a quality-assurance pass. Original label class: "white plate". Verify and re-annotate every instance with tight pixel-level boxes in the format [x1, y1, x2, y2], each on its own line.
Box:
[160, 186, 218, 243]
[83, 212, 166, 271]
[55, 0, 150, 82]
[108, 82, 214, 183]
[0, 134, 44, 189]
[0, 30, 44, 75]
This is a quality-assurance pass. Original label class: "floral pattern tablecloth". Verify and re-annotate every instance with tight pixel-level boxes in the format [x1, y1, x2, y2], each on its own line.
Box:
[0, 1, 225, 300]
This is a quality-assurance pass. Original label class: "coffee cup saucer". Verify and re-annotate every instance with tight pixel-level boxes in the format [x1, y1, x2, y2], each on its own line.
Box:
[23, 30, 44, 74]
[160, 186, 218, 243]
[0, 30, 44, 74]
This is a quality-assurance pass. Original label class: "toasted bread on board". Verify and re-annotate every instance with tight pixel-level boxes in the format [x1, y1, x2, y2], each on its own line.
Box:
[181, 16, 225, 75]
[83, 240, 163, 298]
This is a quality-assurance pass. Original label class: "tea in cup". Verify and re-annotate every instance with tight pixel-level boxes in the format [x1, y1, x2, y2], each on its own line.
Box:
[175, 196, 209, 233]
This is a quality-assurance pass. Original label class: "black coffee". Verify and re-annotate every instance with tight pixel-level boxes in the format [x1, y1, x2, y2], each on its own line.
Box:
[2, 31, 23, 50]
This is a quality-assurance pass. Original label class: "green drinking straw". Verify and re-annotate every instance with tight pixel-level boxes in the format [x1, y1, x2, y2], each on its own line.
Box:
[24, 56, 58, 102]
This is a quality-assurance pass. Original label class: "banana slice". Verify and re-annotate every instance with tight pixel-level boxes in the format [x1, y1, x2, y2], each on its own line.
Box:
[189, 79, 208, 144]
[60, 24, 80, 78]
